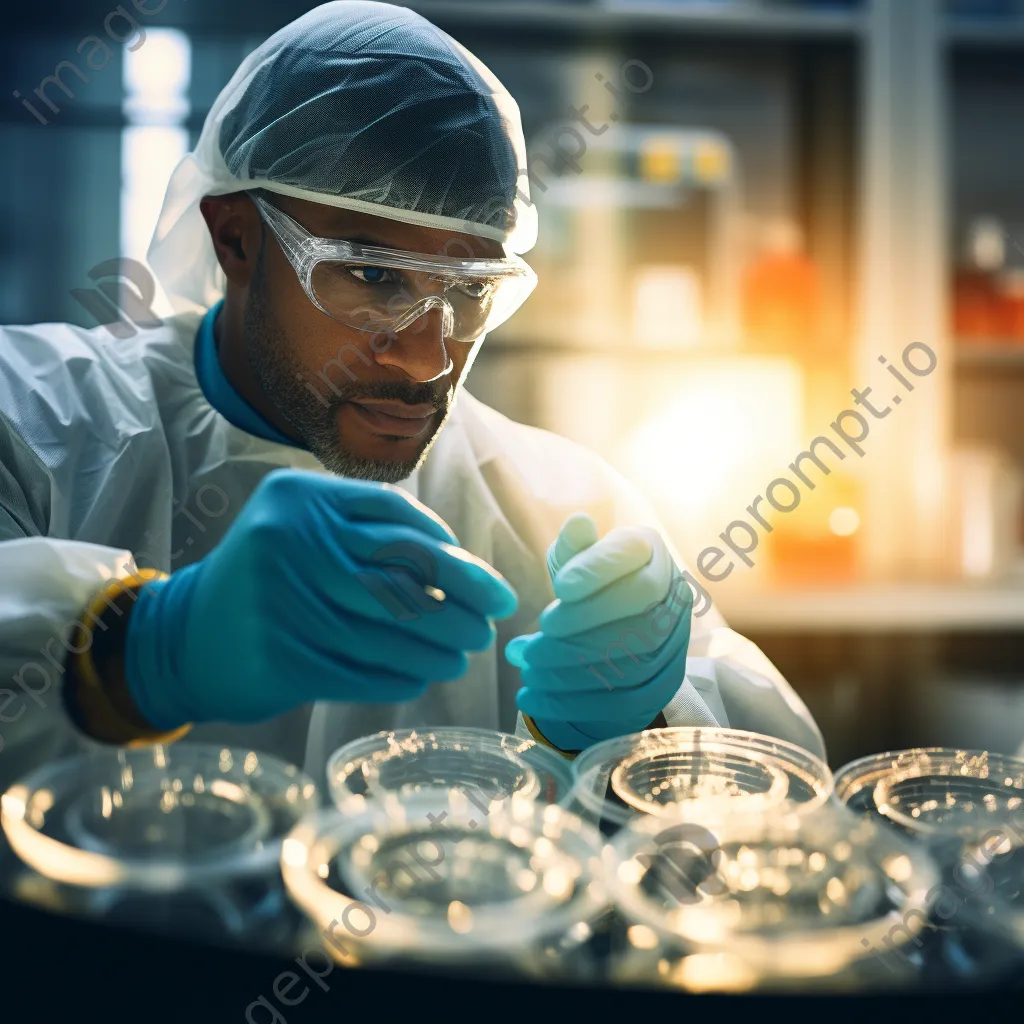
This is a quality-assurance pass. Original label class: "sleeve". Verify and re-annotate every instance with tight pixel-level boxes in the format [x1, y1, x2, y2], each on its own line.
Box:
[0, 536, 146, 791]
[0, 411, 150, 787]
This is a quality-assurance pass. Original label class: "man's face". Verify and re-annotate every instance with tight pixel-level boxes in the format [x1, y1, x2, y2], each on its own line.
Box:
[243, 194, 505, 482]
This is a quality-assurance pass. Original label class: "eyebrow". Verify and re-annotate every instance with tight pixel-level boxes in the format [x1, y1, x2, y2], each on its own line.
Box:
[338, 234, 396, 249]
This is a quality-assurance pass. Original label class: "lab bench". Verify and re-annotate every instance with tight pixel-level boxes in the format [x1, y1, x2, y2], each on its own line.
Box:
[2, 892, 1019, 1022]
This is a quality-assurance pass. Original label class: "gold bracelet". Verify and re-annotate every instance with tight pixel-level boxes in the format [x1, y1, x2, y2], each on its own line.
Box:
[68, 571, 193, 748]
[522, 714, 580, 761]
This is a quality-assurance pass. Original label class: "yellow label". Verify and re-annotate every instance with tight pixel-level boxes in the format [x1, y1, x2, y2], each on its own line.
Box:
[639, 139, 680, 183]
[692, 139, 730, 184]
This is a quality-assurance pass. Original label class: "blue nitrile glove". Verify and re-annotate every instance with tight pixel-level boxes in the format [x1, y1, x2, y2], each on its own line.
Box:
[124, 469, 518, 729]
[507, 513, 692, 750]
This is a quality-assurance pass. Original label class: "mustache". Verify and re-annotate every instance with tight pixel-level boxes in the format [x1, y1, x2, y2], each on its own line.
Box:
[322, 379, 451, 412]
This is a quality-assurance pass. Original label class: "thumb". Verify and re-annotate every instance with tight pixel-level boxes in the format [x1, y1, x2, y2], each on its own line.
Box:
[545, 512, 600, 581]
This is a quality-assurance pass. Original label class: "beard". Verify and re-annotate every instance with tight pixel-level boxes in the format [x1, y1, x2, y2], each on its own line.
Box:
[243, 255, 453, 484]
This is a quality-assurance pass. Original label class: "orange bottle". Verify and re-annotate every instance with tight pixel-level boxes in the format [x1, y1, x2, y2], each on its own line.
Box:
[742, 220, 820, 357]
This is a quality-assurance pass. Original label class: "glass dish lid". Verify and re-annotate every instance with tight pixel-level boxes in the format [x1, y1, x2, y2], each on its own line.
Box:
[326, 727, 573, 810]
[605, 801, 939, 980]
[281, 793, 608, 962]
[1, 743, 317, 891]
[570, 728, 832, 829]
[835, 748, 1024, 841]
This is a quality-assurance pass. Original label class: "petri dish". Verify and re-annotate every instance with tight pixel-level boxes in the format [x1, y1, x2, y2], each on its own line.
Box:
[326, 727, 573, 810]
[836, 748, 1024, 844]
[604, 801, 939, 989]
[1, 743, 317, 892]
[962, 826, 1024, 958]
[570, 728, 832, 831]
[281, 794, 608, 971]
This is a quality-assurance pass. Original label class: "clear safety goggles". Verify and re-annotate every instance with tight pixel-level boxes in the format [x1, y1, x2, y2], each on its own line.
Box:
[250, 193, 537, 343]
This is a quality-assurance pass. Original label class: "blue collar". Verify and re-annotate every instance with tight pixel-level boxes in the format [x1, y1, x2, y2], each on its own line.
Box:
[194, 301, 302, 449]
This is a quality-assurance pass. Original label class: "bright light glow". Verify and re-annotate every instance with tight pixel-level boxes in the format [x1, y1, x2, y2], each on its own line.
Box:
[627, 924, 660, 950]
[120, 29, 191, 278]
[615, 358, 804, 543]
[123, 29, 191, 122]
[633, 265, 702, 348]
[954, 452, 1005, 579]
[829, 507, 860, 537]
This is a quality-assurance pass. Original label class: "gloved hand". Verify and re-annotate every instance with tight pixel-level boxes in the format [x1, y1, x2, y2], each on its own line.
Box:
[506, 513, 692, 750]
[124, 468, 518, 730]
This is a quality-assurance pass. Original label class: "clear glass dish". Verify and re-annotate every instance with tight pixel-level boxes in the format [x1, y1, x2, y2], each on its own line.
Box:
[326, 727, 573, 811]
[604, 801, 939, 990]
[281, 794, 608, 974]
[962, 825, 1024, 958]
[0, 743, 317, 892]
[835, 748, 1024, 843]
[570, 728, 832, 830]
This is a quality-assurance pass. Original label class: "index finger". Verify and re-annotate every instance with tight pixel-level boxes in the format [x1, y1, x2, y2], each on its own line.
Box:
[333, 480, 458, 545]
[553, 526, 653, 603]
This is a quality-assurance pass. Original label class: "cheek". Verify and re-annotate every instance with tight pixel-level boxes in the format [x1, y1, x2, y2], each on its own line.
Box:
[264, 251, 371, 376]
[447, 339, 477, 383]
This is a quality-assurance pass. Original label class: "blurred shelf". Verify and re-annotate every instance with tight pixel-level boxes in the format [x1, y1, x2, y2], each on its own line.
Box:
[401, 1, 865, 37]
[713, 580, 1024, 631]
[946, 17, 1024, 46]
[479, 338, 793, 358]
[954, 344, 1024, 368]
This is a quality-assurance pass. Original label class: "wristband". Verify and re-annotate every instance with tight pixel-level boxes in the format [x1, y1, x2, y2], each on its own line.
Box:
[64, 571, 193, 747]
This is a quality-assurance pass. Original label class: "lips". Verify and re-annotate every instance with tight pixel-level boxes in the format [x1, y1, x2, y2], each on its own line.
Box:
[347, 400, 438, 438]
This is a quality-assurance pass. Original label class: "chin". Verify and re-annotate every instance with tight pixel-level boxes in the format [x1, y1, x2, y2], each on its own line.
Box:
[314, 436, 431, 483]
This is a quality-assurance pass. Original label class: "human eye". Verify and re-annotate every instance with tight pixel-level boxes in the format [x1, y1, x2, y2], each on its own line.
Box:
[346, 265, 400, 286]
[452, 278, 494, 301]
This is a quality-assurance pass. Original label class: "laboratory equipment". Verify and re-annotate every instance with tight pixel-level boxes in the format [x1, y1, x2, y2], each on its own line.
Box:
[834, 747, 1024, 983]
[280, 794, 609, 978]
[834, 748, 1024, 850]
[0, 743, 317, 950]
[569, 727, 833, 833]
[604, 801, 939, 992]
[966, 829, 1024, 963]
[326, 727, 574, 810]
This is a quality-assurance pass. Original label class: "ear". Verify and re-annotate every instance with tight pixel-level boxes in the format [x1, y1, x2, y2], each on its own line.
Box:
[199, 193, 264, 288]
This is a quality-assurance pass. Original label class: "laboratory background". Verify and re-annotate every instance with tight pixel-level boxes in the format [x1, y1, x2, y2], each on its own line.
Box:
[2, 0, 1024, 1010]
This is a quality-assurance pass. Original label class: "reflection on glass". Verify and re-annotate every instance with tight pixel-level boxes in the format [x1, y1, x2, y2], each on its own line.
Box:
[280, 796, 607, 979]
[604, 802, 938, 991]
[570, 727, 833, 831]
[2, 743, 316, 887]
[835, 748, 1024, 851]
[0, 743, 316, 947]
[326, 727, 573, 811]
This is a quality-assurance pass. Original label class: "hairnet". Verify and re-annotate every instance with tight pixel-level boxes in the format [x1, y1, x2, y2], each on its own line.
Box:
[148, 1, 537, 314]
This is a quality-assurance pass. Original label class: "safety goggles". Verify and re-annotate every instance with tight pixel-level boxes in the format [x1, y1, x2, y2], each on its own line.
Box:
[250, 193, 537, 343]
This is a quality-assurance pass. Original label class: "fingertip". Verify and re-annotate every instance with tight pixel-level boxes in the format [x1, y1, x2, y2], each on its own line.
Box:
[494, 579, 519, 620]
[505, 635, 530, 668]
[547, 512, 600, 577]
[563, 512, 600, 547]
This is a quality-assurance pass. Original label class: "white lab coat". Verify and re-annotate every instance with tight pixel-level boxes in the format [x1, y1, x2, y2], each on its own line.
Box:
[0, 312, 825, 794]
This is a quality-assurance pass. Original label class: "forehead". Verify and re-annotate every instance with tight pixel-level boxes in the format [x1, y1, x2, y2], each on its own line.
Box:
[272, 193, 506, 260]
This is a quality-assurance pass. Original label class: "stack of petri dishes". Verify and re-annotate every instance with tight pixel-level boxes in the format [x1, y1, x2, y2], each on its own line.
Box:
[565, 726, 836, 982]
[834, 746, 1024, 985]
[1, 742, 317, 949]
[603, 800, 938, 992]
[285, 727, 604, 977]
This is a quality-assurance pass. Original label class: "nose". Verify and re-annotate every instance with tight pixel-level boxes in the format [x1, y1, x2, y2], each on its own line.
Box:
[371, 301, 453, 383]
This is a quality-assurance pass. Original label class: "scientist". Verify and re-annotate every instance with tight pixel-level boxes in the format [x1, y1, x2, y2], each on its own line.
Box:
[0, 2, 823, 789]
